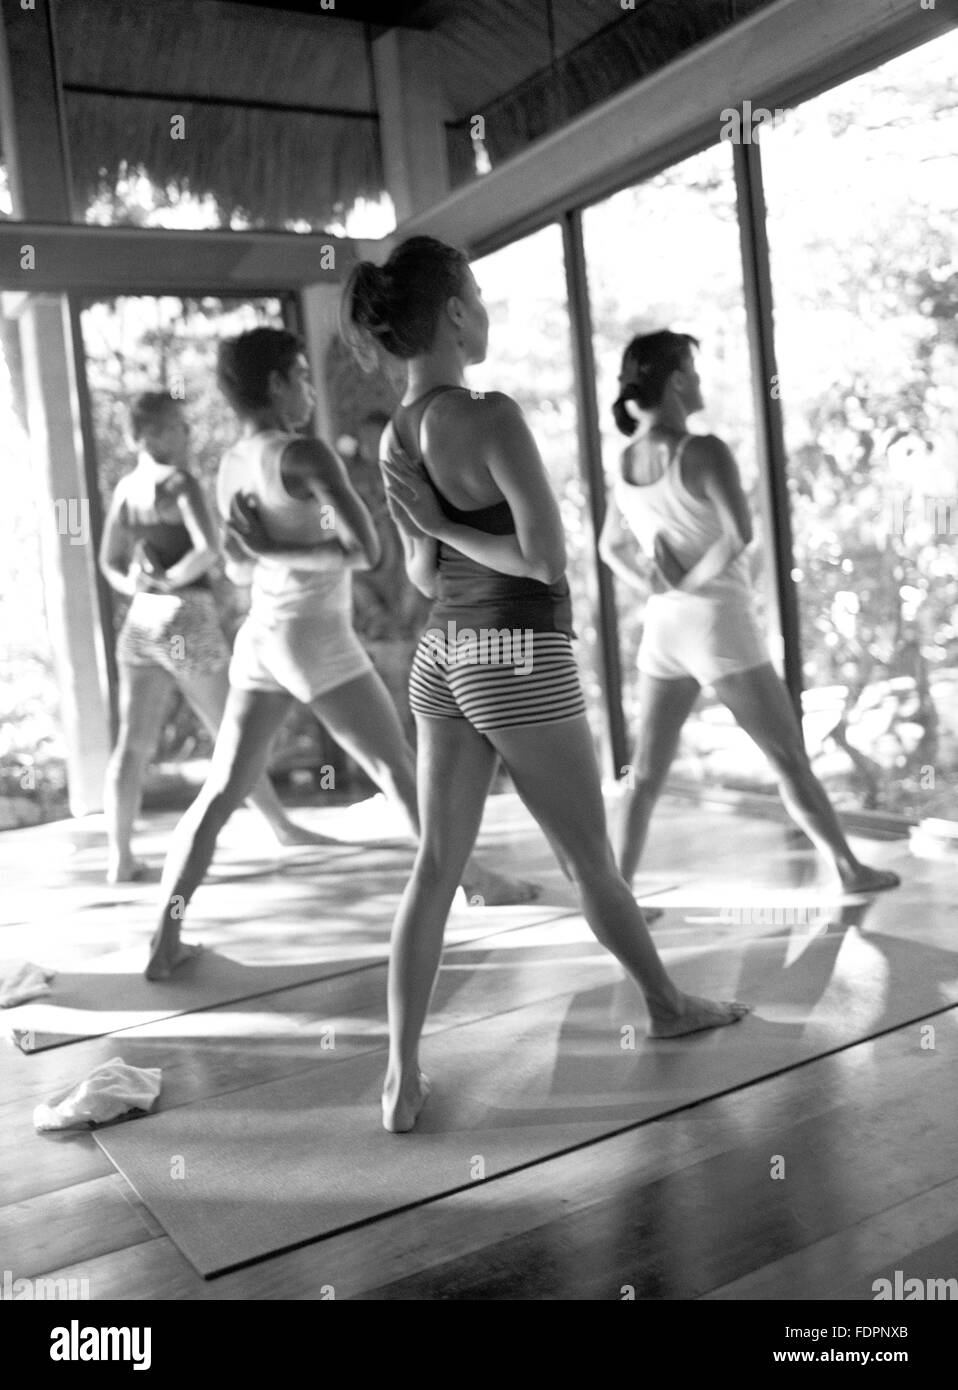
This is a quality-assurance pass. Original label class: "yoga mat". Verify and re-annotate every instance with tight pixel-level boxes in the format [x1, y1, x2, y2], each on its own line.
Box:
[95, 892, 958, 1277]
[4, 889, 571, 1053]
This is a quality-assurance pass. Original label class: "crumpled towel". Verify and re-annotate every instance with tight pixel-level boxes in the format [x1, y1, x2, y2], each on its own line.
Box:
[0, 960, 56, 1008]
[34, 1057, 162, 1132]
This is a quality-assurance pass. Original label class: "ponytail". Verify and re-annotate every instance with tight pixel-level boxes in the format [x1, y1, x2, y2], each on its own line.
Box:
[612, 383, 642, 437]
[340, 261, 392, 374]
[613, 330, 700, 430]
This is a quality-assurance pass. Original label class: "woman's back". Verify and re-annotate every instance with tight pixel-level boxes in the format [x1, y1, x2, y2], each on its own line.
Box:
[615, 435, 718, 559]
[218, 431, 335, 547]
[395, 387, 511, 511]
[391, 386, 573, 633]
[616, 432, 750, 599]
[217, 429, 350, 619]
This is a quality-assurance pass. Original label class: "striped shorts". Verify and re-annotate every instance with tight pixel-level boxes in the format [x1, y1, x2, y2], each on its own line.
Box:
[408, 626, 586, 732]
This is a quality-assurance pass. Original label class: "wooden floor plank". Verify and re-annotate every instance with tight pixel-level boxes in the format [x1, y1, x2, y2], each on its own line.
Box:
[0, 1175, 159, 1280]
[706, 1177, 958, 1300]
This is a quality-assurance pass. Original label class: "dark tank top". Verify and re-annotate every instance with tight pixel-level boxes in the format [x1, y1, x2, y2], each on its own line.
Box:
[390, 386, 574, 635]
[122, 469, 210, 590]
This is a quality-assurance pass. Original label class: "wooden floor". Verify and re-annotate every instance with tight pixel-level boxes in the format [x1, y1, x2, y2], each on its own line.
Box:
[1, 791, 956, 1301]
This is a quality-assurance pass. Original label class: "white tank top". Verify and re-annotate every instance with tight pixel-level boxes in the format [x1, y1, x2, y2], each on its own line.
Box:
[614, 434, 750, 600]
[217, 430, 350, 622]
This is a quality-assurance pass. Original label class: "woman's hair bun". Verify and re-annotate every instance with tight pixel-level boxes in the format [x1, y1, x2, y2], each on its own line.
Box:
[340, 237, 470, 370]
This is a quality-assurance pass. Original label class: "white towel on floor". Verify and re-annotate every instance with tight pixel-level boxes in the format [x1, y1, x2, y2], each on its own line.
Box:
[0, 960, 55, 1008]
[34, 1057, 162, 1132]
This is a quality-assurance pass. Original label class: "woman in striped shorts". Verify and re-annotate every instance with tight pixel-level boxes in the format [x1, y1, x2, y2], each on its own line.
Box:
[342, 236, 749, 1133]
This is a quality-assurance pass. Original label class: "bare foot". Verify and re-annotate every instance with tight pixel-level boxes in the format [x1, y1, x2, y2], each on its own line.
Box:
[839, 865, 900, 894]
[106, 857, 148, 885]
[145, 940, 204, 982]
[382, 1070, 431, 1133]
[270, 820, 341, 849]
[461, 864, 540, 906]
[648, 991, 749, 1039]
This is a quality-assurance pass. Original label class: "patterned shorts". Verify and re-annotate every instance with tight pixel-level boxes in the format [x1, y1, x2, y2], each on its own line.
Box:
[408, 627, 586, 732]
[116, 589, 230, 676]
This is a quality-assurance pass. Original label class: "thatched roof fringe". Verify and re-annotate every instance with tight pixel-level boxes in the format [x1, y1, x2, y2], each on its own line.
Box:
[66, 96, 383, 229]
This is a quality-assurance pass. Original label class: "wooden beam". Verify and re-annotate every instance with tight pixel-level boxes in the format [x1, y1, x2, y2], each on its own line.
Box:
[372, 28, 449, 223]
[13, 293, 115, 816]
[733, 139, 804, 719]
[0, 0, 72, 220]
[299, 281, 347, 446]
[0, 0, 113, 814]
[561, 210, 627, 778]
[204, 0, 444, 28]
[398, 0, 958, 255]
[0, 223, 349, 293]
[61, 83, 379, 122]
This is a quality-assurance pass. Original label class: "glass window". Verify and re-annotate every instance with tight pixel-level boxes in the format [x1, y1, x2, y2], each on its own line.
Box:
[762, 30, 958, 819]
[583, 142, 774, 793]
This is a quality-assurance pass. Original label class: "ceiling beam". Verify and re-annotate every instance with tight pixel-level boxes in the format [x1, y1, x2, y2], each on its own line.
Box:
[193, 0, 446, 30]
[62, 83, 378, 121]
[0, 222, 353, 294]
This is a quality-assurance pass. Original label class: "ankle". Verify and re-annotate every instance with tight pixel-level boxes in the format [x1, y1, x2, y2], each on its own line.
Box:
[384, 1061, 419, 1092]
[644, 980, 683, 1018]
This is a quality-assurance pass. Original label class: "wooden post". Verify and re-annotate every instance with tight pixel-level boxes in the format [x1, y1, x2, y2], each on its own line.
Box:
[733, 139, 804, 721]
[562, 211, 627, 777]
[0, 0, 113, 814]
[371, 29, 449, 223]
[299, 280, 347, 447]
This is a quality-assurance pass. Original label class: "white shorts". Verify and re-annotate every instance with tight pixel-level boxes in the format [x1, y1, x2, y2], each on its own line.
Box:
[637, 590, 768, 685]
[229, 607, 374, 704]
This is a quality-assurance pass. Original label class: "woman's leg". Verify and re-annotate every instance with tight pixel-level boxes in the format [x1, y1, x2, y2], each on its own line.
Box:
[311, 669, 420, 831]
[618, 672, 700, 886]
[104, 663, 175, 883]
[312, 669, 536, 904]
[486, 715, 748, 1036]
[712, 662, 899, 892]
[383, 714, 499, 1132]
[146, 686, 293, 979]
[176, 666, 337, 847]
